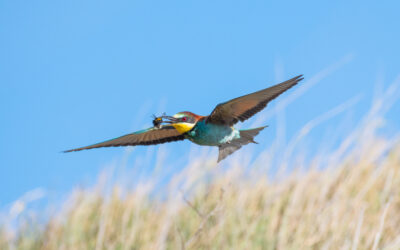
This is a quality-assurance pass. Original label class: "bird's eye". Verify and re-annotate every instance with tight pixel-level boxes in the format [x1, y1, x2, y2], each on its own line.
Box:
[182, 117, 187, 122]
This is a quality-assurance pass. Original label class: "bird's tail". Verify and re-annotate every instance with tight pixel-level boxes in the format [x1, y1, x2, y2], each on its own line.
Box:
[218, 126, 267, 162]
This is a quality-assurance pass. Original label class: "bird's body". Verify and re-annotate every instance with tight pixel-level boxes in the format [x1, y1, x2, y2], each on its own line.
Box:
[166, 112, 239, 146]
[65, 75, 303, 162]
[186, 119, 239, 146]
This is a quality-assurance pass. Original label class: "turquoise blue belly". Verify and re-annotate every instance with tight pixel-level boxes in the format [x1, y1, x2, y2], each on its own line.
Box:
[186, 120, 240, 146]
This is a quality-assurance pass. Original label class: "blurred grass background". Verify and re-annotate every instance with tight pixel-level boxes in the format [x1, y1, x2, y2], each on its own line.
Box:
[1, 79, 400, 250]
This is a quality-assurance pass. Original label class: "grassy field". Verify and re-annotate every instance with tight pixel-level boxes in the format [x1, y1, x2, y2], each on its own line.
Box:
[2, 133, 400, 250]
[2, 84, 400, 249]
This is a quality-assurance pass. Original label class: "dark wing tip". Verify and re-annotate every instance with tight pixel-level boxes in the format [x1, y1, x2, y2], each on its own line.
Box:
[62, 142, 132, 153]
[62, 144, 115, 153]
[279, 74, 303, 92]
[293, 74, 304, 82]
[62, 147, 88, 153]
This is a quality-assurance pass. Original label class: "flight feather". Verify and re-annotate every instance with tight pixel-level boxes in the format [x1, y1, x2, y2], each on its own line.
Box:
[64, 125, 184, 152]
[207, 75, 303, 126]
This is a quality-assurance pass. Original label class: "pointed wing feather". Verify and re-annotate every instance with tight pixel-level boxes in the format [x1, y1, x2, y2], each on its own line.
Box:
[64, 125, 185, 152]
[207, 75, 303, 126]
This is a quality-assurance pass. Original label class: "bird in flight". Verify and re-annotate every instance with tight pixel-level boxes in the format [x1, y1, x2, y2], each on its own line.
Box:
[65, 75, 303, 162]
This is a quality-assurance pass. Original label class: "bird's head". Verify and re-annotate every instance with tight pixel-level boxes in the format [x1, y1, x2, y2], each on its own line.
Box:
[161, 111, 200, 134]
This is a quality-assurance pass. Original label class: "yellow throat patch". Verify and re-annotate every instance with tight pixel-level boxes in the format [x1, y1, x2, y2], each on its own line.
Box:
[172, 123, 195, 134]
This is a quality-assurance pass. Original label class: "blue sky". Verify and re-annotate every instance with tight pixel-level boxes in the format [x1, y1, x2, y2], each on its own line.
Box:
[1, 0, 400, 205]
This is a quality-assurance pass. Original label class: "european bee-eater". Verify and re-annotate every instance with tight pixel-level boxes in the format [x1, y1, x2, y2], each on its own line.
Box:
[65, 75, 303, 162]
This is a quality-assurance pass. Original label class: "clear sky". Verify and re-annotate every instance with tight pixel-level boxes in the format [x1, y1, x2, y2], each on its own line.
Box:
[1, 0, 400, 205]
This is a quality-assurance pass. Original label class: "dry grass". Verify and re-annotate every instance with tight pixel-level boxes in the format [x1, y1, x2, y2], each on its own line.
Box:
[2, 131, 400, 249]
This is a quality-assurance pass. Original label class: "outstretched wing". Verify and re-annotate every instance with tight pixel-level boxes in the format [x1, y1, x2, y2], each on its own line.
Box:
[64, 125, 185, 152]
[207, 75, 303, 126]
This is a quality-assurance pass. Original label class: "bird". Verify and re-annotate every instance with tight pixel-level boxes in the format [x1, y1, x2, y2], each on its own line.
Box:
[64, 75, 303, 162]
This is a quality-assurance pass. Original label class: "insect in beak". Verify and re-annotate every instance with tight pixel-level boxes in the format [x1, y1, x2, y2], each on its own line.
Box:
[152, 113, 178, 128]
[152, 117, 163, 128]
[152, 113, 166, 128]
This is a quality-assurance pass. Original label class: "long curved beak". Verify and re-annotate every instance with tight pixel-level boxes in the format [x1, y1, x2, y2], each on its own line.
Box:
[160, 115, 178, 124]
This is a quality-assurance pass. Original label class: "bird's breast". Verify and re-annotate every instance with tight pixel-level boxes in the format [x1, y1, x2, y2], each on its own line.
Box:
[187, 121, 239, 146]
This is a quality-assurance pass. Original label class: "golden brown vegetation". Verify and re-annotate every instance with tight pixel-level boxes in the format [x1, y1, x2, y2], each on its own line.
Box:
[2, 134, 400, 249]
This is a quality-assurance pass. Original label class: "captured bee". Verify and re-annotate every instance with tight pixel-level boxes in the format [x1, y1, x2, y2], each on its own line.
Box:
[152, 114, 165, 129]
